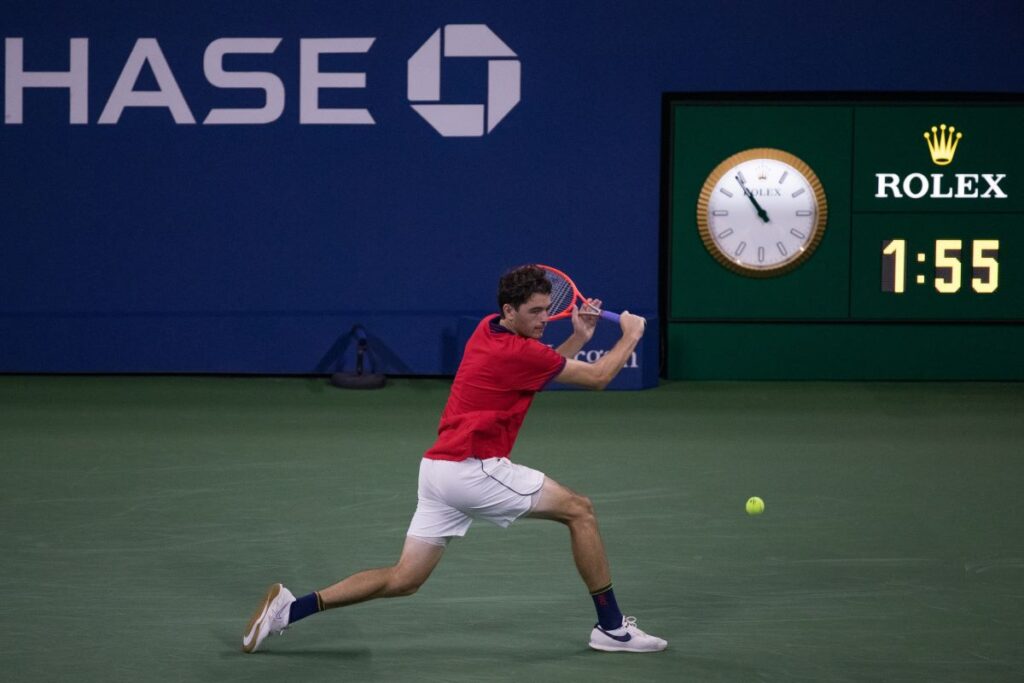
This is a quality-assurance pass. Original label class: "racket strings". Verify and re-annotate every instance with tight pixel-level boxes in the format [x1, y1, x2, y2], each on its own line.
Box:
[546, 274, 575, 316]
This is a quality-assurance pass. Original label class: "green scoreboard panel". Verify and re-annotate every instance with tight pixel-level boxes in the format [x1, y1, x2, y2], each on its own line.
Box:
[664, 95, 1024, 379]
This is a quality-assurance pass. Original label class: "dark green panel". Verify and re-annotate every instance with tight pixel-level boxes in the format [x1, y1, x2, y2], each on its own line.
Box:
[665, 96, 1024, 380]
[669, 104, 852, 320]
[851, 213, 1024, 320]
[853, 106, 1020, 213]
[667, 322, 1024, 380]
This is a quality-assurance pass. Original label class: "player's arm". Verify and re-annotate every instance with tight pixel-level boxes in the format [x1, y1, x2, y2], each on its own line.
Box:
[554, 311, 645, 390]
[555, 299, 602, 359]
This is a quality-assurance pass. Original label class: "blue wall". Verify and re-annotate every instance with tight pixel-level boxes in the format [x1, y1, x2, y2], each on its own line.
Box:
[2, 1, 1022, 374]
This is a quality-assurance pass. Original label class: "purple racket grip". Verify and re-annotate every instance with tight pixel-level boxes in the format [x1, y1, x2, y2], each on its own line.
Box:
[600, 310, 621, 323]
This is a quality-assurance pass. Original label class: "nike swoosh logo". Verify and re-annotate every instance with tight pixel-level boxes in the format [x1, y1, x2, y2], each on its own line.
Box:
[242, 614, 264, 648]
[597, 627, 632, 643]
[242, 584, 281, 650]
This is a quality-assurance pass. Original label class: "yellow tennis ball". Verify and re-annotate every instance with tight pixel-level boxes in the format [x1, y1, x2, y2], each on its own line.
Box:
[746, 496, 765, 515]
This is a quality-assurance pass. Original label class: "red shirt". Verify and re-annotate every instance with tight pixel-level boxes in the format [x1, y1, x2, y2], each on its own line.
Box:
[424, 314, 567, 461]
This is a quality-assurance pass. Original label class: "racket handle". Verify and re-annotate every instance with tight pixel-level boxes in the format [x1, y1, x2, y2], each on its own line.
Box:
[599, 310, 620, 323]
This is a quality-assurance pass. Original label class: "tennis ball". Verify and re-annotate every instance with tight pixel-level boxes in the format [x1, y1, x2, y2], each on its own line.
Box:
[746, 496, 765, 515]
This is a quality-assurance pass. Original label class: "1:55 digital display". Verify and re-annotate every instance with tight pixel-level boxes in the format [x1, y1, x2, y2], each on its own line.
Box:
[881, 238, 999, 294]
[850, 214, 1021, 321]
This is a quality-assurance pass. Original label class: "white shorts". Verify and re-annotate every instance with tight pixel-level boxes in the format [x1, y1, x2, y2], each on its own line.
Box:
[406, 457, 546, 543]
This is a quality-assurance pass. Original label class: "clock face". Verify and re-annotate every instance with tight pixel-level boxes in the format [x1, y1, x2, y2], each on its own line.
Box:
[697, 148, 828, 277]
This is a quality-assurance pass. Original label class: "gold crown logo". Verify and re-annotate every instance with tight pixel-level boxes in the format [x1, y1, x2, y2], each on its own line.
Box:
[923, 123, 963, 166]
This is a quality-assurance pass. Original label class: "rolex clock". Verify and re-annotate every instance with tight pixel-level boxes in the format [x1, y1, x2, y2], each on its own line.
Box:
[697, 148, 828, 277]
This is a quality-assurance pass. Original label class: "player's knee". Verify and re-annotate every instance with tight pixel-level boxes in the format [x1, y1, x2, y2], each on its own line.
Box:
[391, 582, 420, 598]
[386, 579, 420, 597]
[387, 570, 426, 597]
[568, 493, 596, 524]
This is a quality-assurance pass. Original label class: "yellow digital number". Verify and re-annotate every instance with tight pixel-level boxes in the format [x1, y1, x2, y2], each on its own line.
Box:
[881, 239, 905, 293]
[934, 239, 962, 294]
[971, 239, 1000, 294]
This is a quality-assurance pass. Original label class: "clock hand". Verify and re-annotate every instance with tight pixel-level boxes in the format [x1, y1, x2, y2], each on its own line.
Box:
[735, 174, 770, 223]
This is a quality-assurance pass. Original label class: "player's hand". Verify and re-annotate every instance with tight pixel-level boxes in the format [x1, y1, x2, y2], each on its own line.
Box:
[571, 298, 602, 340]
[619, 311, 646, 340]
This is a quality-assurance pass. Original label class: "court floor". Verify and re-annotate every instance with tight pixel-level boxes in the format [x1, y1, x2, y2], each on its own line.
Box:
[1, 376, 1022, 682]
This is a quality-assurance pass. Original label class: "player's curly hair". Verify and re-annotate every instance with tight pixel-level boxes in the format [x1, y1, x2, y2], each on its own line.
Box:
[498, 265, 551, 317]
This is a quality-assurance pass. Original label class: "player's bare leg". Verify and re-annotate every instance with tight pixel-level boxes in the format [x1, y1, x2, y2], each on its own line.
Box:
[526, 477, 610, 591]
[527, 476, 667, 653]
[242, 536, 445, 653]
[318, 535, 446, 607]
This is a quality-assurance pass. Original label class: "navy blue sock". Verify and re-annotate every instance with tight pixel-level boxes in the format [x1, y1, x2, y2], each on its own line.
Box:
[288, 592, 324, 624]
[590, 584, 623, 630]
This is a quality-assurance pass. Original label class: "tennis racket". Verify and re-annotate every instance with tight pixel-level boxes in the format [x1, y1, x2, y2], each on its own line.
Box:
[536, 264, 621, 323]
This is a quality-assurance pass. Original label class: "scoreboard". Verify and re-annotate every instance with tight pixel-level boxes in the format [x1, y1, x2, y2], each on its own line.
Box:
[664, 95, 1024, 380]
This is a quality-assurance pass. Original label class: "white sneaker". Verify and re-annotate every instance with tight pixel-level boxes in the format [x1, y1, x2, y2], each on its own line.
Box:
[589, 616, 668, 653]
[242, 583, 295, 653]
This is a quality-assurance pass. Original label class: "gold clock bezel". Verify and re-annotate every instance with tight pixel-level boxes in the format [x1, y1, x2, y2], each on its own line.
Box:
[696, 147, 828, 278]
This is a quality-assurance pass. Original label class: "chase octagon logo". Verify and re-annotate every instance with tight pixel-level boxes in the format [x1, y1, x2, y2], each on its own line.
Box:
[407, 25, 521, 137]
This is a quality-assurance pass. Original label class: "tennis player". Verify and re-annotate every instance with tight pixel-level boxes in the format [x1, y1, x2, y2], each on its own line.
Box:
[243, 265, 666, 654]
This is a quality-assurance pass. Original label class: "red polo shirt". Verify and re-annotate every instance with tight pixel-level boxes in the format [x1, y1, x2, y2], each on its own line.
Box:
[424, 314, 567, 461]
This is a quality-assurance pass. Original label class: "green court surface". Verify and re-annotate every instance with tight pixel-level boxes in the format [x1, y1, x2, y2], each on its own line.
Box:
[1, 377, 1023, 682]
